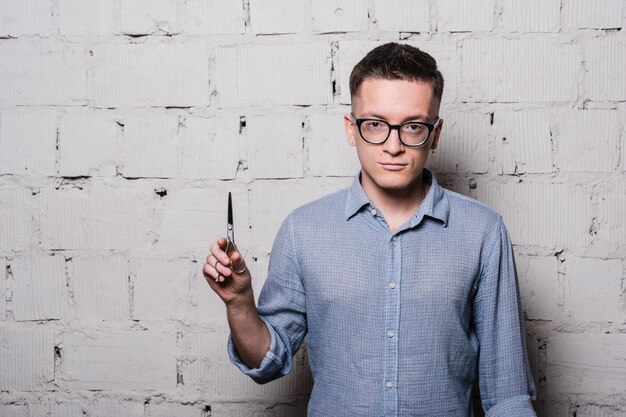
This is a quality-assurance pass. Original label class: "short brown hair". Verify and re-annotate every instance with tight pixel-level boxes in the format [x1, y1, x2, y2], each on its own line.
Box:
[349, 42, 444, 102]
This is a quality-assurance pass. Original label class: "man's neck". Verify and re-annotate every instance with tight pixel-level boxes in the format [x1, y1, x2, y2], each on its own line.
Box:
[361, 173, 430, 233]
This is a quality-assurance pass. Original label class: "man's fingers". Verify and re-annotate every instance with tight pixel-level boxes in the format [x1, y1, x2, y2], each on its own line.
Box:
[210, 240, 231, 265]
[229, 250, 247, 275]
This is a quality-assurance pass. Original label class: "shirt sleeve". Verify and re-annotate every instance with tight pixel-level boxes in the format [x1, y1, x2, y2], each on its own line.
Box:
[473, 216, 537, 417]
[227, 213, 307, 384]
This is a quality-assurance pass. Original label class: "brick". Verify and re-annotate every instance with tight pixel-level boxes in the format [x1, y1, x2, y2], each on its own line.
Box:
[249, 0, 305, 34]
[91, 43, 209, 107]
[248, 114, 304, 179]
[59, 112, 119, 177]
[473, 181, 593, 247]
[190, 259, 226, 322]
[337, 40, 458, 104]
[157, 187, 250, 254]
[0, 0, 53, 36]
[0, 188, 35, 251]
[311, 0, 369, 33]
[211, 402, 308, 417]
[308, 112, 360, 177]
[0, 405, 26, 417]
[0, 43, 87, 106]
[216, 43, 332, 107]
[145, 403, 204, 417]
[182, 0, 245, 35]
[120, 0, 179, 35]
[40, 185, 153, 250]
[437, 0, 494, 32]
[1, 259, 5, 320]
[0, 112, 57, 176]
[132, 258, 194, 320]
[565, 257, 623, 322]
[426, 111, 490, 174]
[72, 255, 129, 320]
[120, 114, 180, 178]
[493, 110, 552, 174]
[622, 111, 626, 172]
[500, 0, 560, 32]
[577, 405, 626, 417]
[12, 254, 67, 321]
[59, 0, 119, 35]
[553, 110, 620, 173]
[61, 331, 176, 390]
[29, 403, 83, 417]
[461, 38, 578, 102]
[585, 36, 626, 102]
[374, 0, 430, 32]
[180, 331, 311, 401]
[181, 115, 243, 180]
[563, 0, 623, 29]
[248, 178, 351, 252]
[93, 401, 143, 417]
[596, 178, 626, 247]
[546, 333, 626, 395]
[516, 254, 558, 320]
[0, 328, 54, 391]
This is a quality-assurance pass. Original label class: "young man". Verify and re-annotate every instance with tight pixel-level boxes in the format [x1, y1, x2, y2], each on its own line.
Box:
[204, 43, 537, 416]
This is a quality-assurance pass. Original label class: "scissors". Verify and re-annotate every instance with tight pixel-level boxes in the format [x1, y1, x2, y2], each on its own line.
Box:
[224, 192, 247, 275]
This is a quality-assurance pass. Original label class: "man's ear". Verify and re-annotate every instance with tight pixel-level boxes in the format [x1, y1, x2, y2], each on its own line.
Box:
[344, 113, 356, 146]
[430, 118, 444, 150]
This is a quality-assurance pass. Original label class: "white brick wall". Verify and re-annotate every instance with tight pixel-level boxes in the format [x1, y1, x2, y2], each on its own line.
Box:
[12, 254, 67, 320]
[1, 2, 625, 416]
[60, 331, 176, 390]
[72, 255, 130, 320]
[58, 111, 119, 177]
[436, 0, 494, 32]
[0, 328, 54, 391]
[0, 0, 53, 37]
[500, 0, 560, 32]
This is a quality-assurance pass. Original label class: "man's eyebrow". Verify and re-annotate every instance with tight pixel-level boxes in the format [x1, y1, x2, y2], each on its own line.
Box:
[360, 112, 431, 122]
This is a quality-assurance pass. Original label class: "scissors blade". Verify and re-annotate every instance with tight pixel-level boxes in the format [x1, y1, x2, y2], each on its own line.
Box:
[227, 192, 234, 245]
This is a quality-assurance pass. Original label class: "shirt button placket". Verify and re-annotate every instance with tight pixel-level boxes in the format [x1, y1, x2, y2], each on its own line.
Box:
[384, 233, 400, 416]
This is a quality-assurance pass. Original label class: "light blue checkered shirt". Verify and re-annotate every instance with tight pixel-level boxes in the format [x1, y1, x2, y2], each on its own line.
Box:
[228, 169, 537, 417]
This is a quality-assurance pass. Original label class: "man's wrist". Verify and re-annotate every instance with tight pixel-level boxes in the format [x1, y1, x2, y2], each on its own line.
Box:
[224, 289, 256, 310]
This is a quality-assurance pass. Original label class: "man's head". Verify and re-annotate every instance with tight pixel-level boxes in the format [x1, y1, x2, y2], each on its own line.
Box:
[344, 43, 445, 200]
[349, 42, 444, 108]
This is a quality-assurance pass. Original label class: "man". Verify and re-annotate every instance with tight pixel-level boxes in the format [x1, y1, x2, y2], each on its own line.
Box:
[204, 43, 537, 416]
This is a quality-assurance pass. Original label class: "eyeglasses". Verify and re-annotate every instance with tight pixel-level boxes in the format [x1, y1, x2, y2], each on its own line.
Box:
[351, 113, 440, 147]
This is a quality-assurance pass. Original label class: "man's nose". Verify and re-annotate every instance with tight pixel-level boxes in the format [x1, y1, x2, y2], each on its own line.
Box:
[383, 127, 404, 154]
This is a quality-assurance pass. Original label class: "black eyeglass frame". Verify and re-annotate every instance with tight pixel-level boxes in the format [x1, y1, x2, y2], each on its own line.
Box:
[350, 113, 440, 148]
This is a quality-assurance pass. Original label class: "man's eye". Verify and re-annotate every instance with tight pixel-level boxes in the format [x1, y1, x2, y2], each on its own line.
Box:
[364, 121, 384, 129]
[405, 123, 424, 131]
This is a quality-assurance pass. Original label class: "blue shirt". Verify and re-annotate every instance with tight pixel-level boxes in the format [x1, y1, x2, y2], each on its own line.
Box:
[228, 169, 537, 417]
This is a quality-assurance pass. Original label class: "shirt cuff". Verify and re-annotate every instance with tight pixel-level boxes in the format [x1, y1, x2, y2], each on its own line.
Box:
[227, 316, 286, 384]
[485, 395, 537, 417]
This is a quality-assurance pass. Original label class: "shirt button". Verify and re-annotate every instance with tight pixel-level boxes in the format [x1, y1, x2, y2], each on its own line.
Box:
[391, 236, 397, 241]
[385, 381, 393, 389]
[388, 282, 396, 289]
[387, 330, 394, 338]
[370, 208, 377, 216]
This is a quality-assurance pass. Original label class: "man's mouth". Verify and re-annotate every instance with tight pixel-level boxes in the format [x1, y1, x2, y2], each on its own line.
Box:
[379, 162, 407, 171]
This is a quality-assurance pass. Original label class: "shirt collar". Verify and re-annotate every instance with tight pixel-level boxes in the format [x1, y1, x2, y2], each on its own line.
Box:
[344, 168, 449, 227]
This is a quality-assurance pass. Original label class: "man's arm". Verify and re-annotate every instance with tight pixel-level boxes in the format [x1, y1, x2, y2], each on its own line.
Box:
[204, 238, 270, 369]
[204, 214, 307, 384]
[473, 217, 537, 417]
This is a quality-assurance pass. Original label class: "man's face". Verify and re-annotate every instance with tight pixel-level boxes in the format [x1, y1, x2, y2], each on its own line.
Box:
[344, 77, 443, 197]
